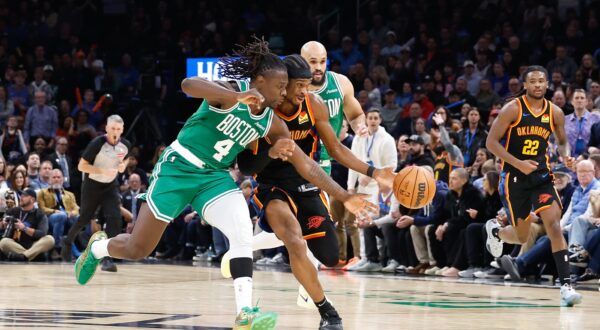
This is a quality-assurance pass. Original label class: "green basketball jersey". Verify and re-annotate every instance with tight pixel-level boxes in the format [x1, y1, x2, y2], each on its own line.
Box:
[176, 80, 274, 170]
[312, 71, 344, 163]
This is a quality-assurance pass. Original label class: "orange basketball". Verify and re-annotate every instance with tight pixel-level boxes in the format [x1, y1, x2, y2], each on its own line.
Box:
[393, 166, 436, 209]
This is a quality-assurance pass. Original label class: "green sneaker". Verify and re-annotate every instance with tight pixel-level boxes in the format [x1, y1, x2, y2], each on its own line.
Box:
[233, 306, 278, 330]
[74, 231, 108, 285]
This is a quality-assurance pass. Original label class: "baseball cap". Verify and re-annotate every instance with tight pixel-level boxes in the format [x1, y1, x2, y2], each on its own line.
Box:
[385, 88, 396, 95]
[342, 36, 352, 43]
[414, 85, 424, 93]
[463, 60, 475, 67]
[43, 64, 54, 72]
[386, 31, 397, 38]
[552, 164, 571, 176]
[407, 135, 425, 145]
[22, 188, 37, 199]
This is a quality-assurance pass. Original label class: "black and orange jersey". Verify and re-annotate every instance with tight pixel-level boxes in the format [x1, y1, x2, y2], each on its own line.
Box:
[500, 95, 554, 174]
[434, 152, 463, 183]
[254, 96, 320, 187]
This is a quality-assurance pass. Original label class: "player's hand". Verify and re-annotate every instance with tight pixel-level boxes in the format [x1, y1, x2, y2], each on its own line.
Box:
[237, 88, 265, 108]
[517, 159, 538, 175]
[268, 138, 295, 161]
[373, 167, 395, 189]
[343, 193, 378, 220]
[564, 156, 575, 170]
[354, 123, 368, 137]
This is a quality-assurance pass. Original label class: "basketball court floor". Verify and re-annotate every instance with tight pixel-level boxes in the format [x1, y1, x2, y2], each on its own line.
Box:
[1, 261, 598, 329]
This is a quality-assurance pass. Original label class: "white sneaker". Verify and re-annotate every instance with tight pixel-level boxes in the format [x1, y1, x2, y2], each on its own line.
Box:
[485, 219, 503, 258]
[356, 261, 383, 272]
[256, 257, 272, 265]
[560, 284, 582, 307]
[424, 266, 440, 275]
[435, 266, 449, 276]
[504, 274, 511, 281]
[296, 285, 316, 310]
[458, 267, 482, 278]
[490, 260, 500, 269]
[346, 258, 368, 271]
[381, 259, 400, 273]
[220, 251, 231, 278]
[266, 253, 285, 265]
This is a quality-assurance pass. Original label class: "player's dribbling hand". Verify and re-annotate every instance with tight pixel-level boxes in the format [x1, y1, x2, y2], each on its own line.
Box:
[518, 159, 538, 175]
[268, 138, 295, 161]
[237, 88, 265, 108]
[343, 193, 378, 220]
[373, 167, 395, 189]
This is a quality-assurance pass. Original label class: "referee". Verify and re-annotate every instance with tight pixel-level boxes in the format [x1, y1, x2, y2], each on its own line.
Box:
[61, 115, 131, 273]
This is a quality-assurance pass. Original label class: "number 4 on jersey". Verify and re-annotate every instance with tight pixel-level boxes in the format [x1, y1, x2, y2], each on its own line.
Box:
[213, 139, 235, 162]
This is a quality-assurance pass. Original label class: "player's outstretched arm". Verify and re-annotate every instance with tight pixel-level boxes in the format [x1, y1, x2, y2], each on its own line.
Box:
[180, 77, 264, 109]
[310, 94, 395, 188]
[486, 100, 537, 175]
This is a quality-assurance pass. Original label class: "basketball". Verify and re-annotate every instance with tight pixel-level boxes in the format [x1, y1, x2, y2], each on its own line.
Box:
[393, 166, 436, 209]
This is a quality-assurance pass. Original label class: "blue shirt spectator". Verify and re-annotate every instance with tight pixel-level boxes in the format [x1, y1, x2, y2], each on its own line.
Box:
[330, 37, 364, 75]
[560, 160, 600, 231]
[23, 91, 58, 145]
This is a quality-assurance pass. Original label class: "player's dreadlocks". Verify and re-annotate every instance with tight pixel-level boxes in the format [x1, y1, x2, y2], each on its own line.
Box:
[503, 65, 549, 104]
[220, 36, 286, 80]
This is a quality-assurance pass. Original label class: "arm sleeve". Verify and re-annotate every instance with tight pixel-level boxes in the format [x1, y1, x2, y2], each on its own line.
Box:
[347, 137, 360, 189]
[236, 144, 272, 176]
[81, 136, 105, 163]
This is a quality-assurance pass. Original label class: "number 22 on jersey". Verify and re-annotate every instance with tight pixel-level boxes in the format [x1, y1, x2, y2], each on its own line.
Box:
[522, 139, 539, 156]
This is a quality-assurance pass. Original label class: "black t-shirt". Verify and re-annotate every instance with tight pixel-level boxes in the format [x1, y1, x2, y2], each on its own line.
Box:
[82, 135, 131, 184]
[5, 207, 48, 249]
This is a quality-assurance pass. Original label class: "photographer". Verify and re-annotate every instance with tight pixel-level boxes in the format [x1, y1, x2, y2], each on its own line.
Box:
[0, 188, 54, 261]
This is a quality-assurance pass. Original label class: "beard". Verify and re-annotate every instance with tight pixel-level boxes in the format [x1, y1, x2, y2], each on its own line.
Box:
[51, 184, 63, 190]
[311, 70, 326, 86]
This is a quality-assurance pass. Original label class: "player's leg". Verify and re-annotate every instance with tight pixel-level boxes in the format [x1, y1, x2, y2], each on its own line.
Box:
[539, 200, 582, 306]
[202, 191, 277, 329]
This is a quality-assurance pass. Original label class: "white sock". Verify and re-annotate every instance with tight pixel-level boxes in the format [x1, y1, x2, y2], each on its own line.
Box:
[253, 231, 284, 251]
[233, 277, 253, 313]
[91, 238, 111, 259]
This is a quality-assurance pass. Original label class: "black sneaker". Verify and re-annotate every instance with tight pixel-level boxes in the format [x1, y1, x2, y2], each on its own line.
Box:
[577, 268, 599, 282]
[569, 250, 589, 267]
[499, 255, 522, 281]
[101, 258, 118, 272]
[319, 310, 343, 330]
[7, 252, 27, 262]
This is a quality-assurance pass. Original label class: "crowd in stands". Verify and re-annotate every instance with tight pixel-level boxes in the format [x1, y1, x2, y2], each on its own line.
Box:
[0, 1, 599, 287]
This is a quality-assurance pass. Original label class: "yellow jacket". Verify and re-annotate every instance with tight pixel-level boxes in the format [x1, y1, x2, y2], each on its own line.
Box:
[37, 188, 80, 216]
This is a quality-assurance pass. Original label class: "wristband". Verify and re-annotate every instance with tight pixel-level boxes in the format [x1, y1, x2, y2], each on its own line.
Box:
[367, 165, 376, 178]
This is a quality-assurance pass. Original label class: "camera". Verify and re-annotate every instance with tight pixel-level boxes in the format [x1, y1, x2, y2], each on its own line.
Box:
[2, 216, 17, 239]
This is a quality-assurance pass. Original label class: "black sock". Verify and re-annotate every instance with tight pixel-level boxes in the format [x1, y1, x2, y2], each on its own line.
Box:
[552, 250, 571, 285]
[492, 227, 500, 239]
[315, 297, 335, 317]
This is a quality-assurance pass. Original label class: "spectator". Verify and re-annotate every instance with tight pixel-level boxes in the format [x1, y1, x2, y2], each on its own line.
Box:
[565, 89, 600, 157]
[590, 81, 600, 109]
[458, 60, 482, 97]
[121, 173, 145, 233]
[0, 157, 7, 190]
[7, 71, 29, 116]
[70, 89, 103, 128]
[31, 160, 53, 190]
[457, 108, 488, 167]
[330, 36, 364, 75]
[430, 110, 463, 184]
[396, 82, 413, 108]
[490, 62, 510, 97]
[414, 118, 430, 145]
[0, 86, 15, 127]
[23, 91, 58, 148]
[357, 90, 371, 112]
[552, 164, 576, 216]
[0, 116, 27, 163]
[118, 154, 149, 192]
[7, 169, 27, 202]
[507, 77, 522, 96]
[435, 168, 485, 277]
[25, 153, 41, 189]
[453, 78, 478, 109]
[475, 78, 501, 114]
[406, 135, 435, 168]
[380, 89, 402, 132]
[363, 77, 381, 107]
[0, 188, 54, 261]
[115, 53, 140, 94]
[546, 45, 578, 83]
[47, 136, 76, 190]
[29, 66, 55, 106]
[549, 70, 568, 92]
[423, 74, 446, 107]
[396, 135, 410, 171]
[380, 31, 401, 59]
[551, 89, 574, 115]
[37, 169, 79, 260]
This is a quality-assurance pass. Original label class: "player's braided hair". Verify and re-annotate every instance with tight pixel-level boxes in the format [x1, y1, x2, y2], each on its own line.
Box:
[503, 65, 549, 105]
[220, 36, 286, 80]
